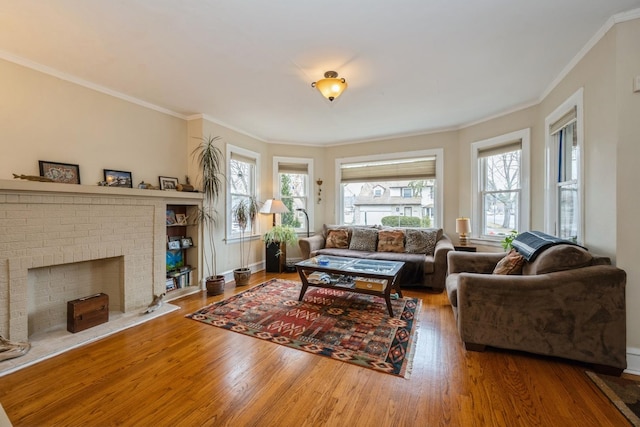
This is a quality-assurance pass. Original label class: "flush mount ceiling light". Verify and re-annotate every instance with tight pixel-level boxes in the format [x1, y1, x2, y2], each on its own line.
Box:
[311, 71, 348, 102]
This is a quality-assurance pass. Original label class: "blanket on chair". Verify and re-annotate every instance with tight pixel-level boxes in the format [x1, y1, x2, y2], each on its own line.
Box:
[512, 231, 585, 261]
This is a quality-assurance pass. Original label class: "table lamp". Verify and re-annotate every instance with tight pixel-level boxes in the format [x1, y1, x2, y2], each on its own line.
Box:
[456, 217, 471, 246]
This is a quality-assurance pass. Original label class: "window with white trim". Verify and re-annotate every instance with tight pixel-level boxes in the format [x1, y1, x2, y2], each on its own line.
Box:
[336, 149, 443, 227]
[273, 157, 313, 234]
[545, 89, 583, 243]
[227, 145, 260, 239]
[471, 129, 530, 240]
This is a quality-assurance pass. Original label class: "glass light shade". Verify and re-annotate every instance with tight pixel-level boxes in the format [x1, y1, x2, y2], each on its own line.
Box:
[312, 71, 348, 101]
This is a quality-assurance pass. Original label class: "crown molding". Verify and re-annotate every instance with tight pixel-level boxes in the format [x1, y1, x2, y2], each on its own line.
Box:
[186, 114, 267, 142]
[0, 49, 187, 120]
[540, 8, 640, 102]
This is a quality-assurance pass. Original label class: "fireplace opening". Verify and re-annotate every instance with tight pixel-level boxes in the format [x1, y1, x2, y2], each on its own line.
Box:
[27, 256, 124, 338]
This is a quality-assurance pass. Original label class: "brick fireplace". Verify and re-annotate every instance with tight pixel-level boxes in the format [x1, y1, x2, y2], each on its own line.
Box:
[0, 180, 202, 343]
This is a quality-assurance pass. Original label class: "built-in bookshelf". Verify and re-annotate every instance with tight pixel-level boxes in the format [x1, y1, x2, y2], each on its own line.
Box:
[166, 204, 199, 296]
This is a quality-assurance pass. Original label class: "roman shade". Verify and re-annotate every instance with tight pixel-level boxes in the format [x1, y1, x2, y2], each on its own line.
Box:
[478, 140, 522, 158]
[340, 157, 436, 183]
[277, 162, 308, 174]
[549, 107, 577, 135]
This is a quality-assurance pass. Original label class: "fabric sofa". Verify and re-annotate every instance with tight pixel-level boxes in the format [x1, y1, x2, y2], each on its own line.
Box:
[445, 244, 627, 374]
[298, 224, 454, 290]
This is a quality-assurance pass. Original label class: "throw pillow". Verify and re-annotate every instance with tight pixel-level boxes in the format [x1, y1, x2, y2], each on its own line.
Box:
[325, 229, 349, 249]
[493, 249, 525, 275]
[349, 227, 378, 252]
[377, 229, 405, 253]
[405, 228, 440, 255]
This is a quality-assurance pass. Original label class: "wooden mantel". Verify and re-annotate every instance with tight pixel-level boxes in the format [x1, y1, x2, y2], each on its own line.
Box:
[0, 179, 204, 200]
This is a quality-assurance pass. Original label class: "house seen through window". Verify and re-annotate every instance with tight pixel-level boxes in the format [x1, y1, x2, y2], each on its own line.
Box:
[339, 154, 439, 227]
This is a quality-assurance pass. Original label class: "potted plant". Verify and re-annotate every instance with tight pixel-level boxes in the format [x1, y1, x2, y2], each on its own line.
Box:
[192, 135, 226, 295]
[501, 230, 519, 251]
[231, 196, 260, 286]
[263, 225, 298, 272]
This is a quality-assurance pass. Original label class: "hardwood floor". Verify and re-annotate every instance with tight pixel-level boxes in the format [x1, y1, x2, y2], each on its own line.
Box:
[0, 271, 632, 426]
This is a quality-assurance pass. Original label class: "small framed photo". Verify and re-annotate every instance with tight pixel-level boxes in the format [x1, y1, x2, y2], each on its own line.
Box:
[175, 213, 187, 225]
[39, 160, 81, 184]
[181, 237, 193, 248]
[167, 240, 181, 250]
[159, 176, 179, 191]
[166, 210, 177, 225]
[103, 169, 132, 188]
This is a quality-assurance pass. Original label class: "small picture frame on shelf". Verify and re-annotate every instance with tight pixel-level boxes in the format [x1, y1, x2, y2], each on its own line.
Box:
[175, 213, 187, 225]
[103, 169, 133, 188]
[159, 176, 179, 191]
[166, 210, 176, 225]
[38, 160, 81, 184]
[181, 237, 193, 248]
[167, 240, 181, 250]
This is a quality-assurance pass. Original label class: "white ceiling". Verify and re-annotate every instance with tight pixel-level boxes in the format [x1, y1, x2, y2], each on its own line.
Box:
[1, 0, 639, 145]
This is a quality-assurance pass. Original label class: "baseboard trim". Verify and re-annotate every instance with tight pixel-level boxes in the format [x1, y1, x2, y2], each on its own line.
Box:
[625, 347, 640, 375]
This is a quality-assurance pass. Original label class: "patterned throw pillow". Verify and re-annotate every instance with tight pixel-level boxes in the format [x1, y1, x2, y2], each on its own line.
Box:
[325, 229, 349, 249]
[377, 229, 405, 253]
[349, 227, 378, 252]
[493, 249, 525, 275]
[405, 228, 440, 255]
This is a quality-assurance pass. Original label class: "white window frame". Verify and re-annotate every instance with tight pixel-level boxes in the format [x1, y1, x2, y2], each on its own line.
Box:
[544, 88, 584, 243]
[471, 128, 530, 242]
[335, 148, 444, 228]
[226, 144, 261, 242]
[272, 156, 314, 234]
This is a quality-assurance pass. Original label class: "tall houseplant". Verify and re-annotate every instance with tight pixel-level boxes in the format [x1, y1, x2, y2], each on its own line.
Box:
[231, 196, 260, 286]
[193, 136, 226, 295]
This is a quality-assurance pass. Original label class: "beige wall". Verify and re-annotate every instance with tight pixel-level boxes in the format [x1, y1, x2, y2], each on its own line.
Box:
[540, 24, 618, 258]
[615, 19, 640, 352]
[0, 59, 187, 185]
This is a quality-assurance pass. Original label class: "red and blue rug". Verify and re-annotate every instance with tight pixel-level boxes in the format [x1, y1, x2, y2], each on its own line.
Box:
[186, 278, 420, 378]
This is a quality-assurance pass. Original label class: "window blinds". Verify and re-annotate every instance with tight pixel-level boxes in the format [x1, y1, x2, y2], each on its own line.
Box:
[278, 162, 308, 174]
[340, 157, 436, 183]
[549, 107, 577, 135]
[477, 140, 522, 158]
[231, 152, 256, 165]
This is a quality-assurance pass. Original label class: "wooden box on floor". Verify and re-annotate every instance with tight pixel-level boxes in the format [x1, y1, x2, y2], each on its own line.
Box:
[67, 293, 109, 333]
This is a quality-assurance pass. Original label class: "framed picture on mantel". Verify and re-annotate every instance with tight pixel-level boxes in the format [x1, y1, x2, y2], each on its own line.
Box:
[39, 160, 81, 184]
[103, 169, 133, 188]
[159, 176, 178, 191]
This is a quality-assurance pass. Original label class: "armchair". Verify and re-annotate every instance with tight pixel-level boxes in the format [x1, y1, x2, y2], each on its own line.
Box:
[445, 245, 627, 374]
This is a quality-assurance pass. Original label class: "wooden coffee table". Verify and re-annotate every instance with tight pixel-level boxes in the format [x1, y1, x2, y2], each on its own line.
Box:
[295, 256, 405, 316]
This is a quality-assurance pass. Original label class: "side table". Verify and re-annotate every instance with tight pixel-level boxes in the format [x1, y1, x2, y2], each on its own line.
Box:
[454, 245, 477, 252]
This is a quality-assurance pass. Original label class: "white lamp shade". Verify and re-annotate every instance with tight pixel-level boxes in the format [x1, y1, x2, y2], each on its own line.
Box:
[456, 218, 471, 234]
[260, 199, 290, 214]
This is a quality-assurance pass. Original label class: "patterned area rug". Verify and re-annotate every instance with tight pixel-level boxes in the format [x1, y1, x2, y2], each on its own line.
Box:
[586, 371, 640, 426]
[187, 278, 421, 378]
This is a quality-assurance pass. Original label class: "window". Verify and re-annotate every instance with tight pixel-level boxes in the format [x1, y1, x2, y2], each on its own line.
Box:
[545, 89, 583, 243]
[336, 149, 443, 227]
[471, 129, 530, 240]
[273, 157, 313, 233]
[227, 145, 260, 239]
